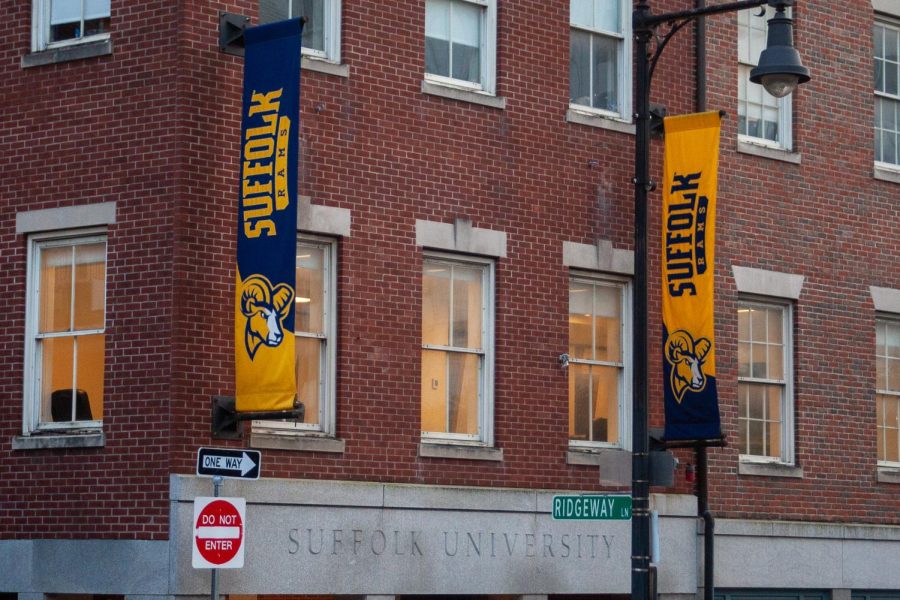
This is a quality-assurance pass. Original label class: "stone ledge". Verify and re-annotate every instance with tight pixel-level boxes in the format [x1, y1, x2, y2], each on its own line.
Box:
[738, 460, 804, 478]
[874, 163, 900, 184]
[17, 201, 117, 234]
[250, 432, 345, 453]
[421, 80, 506, 110]
[877, 467, 900, 484]
[566, 109, 635, 135]
[302, 56, 349, 78]
[22, 38, 112, 68]
[737, 139, 801, 164]
[418, 443, 503, 461]
[12, 431, 105, 450]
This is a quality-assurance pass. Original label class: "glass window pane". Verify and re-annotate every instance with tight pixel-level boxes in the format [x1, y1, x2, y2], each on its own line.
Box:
[447, 352, 479, 435]
[594, 285, 621, 362]
[591, 34, 618, 111]
[450, 0, 481, 83]
[887, 427, 900, 462]
[888, 322, 900, 358]
[260, 0, 290, 23]
[767, 306, 783, 344]
[747, 419, 764, 455]
[885, 129, 897, 164]
[594, 0, 619, 33]
[569, 282, 593, 359]
[888, 63, 899, 97]
[889, 358, 900, 391]
[768, 344, 783, 380]
[569, 364, 591, 440]
[425, 0, 451, 77]
[85, 0, 110, 19]
[751, 343, 768, 379]
[296, 337, 321, 425]
[767, 385, 782, 424]
[748, 384, 764, 420]
[50, 0, 80, 25]
[592, 365, 618, 443]
[738, 307, 750, 340]
[750, 307, 767, 342]
[570, 30, 592, 107]
[40, 336, 75, 422]
[422, 263, 450, 346]
[73, 243, 106, 331]
[421, 349, 446, 432]
[876, 24, 885, 61]
[887, 27, 899, 62]
[738, 342, 751, 377]
[40, 246, 73, 334]
[75, 333, 104, 420]
[570, 0, 593, 28]
[452, 266, 483, 349]
[297, 0, 325, 51]
[766, 419, 781, 459]
[297, 245, 325, 334]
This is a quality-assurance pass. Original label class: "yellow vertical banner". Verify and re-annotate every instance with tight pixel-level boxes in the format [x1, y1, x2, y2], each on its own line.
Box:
[661, 111, 722, 441]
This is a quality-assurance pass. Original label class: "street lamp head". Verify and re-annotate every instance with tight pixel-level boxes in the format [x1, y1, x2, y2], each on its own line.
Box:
[749, 2, 811, 98]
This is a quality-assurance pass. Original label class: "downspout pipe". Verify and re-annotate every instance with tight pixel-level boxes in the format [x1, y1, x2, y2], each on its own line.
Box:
[696, 0, 707, 111]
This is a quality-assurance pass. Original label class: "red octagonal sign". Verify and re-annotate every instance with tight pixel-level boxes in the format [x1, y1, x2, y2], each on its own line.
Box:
[192, 497, 245, 569]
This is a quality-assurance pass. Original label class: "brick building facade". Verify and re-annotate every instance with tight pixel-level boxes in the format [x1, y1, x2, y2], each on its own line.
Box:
[1, 0, 898, 599]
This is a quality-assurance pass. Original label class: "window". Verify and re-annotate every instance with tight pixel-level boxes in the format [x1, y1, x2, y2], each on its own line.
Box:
[24, 231, 107, 433]
[569, 0, 631, 120]
[877, 316, 900, 465]
[875, 19, 900, 167]
[568, 275, 631, 448]
[425, 0, 497, 94]
[256, 237, 337, 436]
[421, 254, 494, 445]
[737, 299, 794, 463]
[33, 0, 110, 51]
[259, 0, 341, 63]
[738, 6, 792, 148]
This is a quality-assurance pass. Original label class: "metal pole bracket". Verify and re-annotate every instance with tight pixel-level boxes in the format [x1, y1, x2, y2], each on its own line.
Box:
[212, 395, 305, 439]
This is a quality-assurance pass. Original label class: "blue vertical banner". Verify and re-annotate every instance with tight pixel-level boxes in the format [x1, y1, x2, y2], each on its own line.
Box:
[235, 18, 303, 412]
[661, 112, 722, 441]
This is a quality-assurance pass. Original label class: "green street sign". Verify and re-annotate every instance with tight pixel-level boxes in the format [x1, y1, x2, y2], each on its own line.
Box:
[552, 494, 632, 520]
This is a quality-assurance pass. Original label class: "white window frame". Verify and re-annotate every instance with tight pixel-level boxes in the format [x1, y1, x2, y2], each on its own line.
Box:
[32, 0, 111, 53]
[23, 228, 107, 434]
[424, 0, 498, 96]
[567, 272, 632, 451]
[876, 314, 900, 467]
[737, 6, 793, 150]
[737, 297, 795, 465]
[254, 235, 337, 437]
[568, 0, 633, 123]
[258, 0, 342, 64]
[875, 17, 900, 170]
[421, 251, 495, 446]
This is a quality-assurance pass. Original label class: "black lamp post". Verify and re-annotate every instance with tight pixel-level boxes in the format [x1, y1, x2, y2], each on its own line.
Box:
[629, 2, 809, 600]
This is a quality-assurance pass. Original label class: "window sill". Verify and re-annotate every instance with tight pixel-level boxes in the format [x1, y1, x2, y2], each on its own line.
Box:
[250, 432, 345, 453]
[877, 466, 900, 484]
[418, 442, 503, 461]
[874, 163, 900, 184]
[302, 56, 349, 78]
[12, 431, 105, 450]
[737, 139, 801, 164]
[738, 460, 803, 478]
[567, 447, 631, 486]
[421, 80, 506, 110]
[566, 108, 635, 135]
[22, 39, 112, 68]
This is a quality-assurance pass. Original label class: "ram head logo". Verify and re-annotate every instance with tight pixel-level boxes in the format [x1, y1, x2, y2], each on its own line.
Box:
[665, 330, 712, 403]
[240, 274, 294, 360]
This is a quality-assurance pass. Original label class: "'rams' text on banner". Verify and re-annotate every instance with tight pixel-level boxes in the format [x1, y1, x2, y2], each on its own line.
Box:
[235, 19, 303, 412]
[661, 111, 722, 442]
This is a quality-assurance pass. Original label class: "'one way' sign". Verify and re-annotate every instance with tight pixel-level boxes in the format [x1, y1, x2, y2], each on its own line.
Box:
[196, 447, 261, 480]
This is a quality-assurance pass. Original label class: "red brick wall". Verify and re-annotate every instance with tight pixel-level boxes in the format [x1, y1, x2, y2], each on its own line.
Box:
[1, 0, 897, 540]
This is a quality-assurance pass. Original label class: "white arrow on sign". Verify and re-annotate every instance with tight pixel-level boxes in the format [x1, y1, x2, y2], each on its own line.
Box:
[239, 452, 256, 476]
